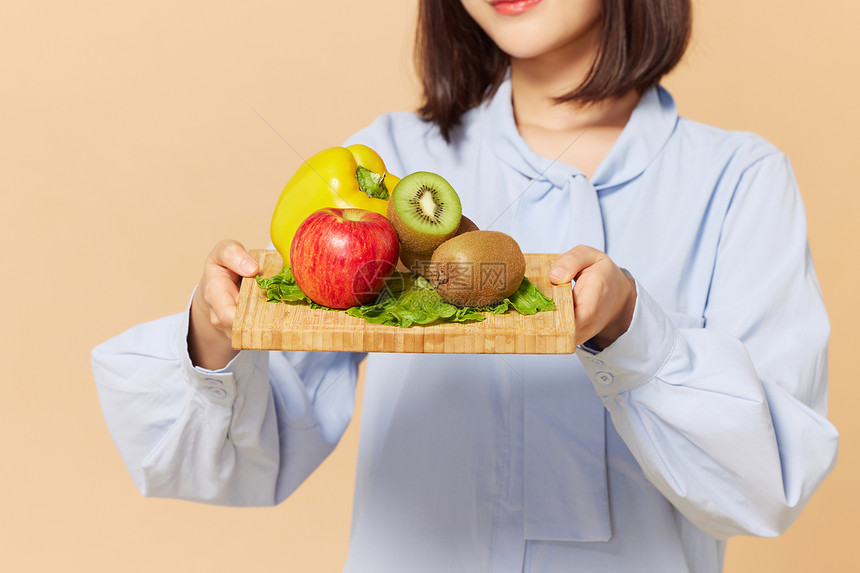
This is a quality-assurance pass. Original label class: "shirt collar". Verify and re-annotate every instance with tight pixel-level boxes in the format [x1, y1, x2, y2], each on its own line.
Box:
[590, 84, 678, 190]
[480, 74, 678, 191]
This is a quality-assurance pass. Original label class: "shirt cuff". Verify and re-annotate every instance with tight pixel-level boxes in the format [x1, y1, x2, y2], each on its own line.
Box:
[575, 277, 676, 397]
[177, 291, 261, 407]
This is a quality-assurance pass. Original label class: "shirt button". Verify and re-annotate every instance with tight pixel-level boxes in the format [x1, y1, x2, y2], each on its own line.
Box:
[587, 357, 604, 367]
[207, 386, 228, 399]
[595, 371, 614, 386]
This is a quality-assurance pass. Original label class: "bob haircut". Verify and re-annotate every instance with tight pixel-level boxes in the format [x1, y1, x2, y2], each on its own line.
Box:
[416, 0, 692, 142]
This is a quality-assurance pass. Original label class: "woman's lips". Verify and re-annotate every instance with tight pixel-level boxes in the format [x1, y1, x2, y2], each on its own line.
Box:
[488, 0, 543, 16]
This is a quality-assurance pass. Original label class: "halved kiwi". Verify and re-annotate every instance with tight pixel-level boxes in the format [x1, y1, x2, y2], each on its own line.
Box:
[387, 171, 462, 254]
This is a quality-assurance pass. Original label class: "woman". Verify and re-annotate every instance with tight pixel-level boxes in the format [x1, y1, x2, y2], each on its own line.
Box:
[93, 1, 838, 571]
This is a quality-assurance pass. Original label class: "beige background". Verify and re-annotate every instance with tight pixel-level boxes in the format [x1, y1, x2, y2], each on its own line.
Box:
[2, 1, 858, 571]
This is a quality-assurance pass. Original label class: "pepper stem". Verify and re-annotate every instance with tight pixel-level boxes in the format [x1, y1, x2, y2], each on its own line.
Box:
[355, 166, 390, 200]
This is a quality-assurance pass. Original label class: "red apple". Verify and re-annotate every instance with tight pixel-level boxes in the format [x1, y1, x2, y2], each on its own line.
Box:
[290, 208, 400, 309]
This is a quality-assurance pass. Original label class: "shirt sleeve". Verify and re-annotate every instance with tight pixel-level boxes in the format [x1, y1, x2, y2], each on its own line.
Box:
[575, 152, 838, 539]
[91, 296, 364, 506]
[89, 116, 406, 508]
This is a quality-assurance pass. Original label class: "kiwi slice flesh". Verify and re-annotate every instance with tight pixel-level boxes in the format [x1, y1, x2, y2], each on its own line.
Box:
[430, 230, 526, 307]
[387, 171, 462, 254]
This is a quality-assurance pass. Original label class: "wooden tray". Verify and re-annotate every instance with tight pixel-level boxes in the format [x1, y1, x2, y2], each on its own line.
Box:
[232, 250, 575, 354]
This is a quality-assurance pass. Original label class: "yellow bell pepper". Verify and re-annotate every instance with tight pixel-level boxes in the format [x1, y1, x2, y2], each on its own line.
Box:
[270, 144, 401, 266]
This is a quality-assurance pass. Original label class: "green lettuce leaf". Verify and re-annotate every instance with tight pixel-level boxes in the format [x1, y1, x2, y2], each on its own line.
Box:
[257, 267, 555, 328]
[255, 267, 336, 310]
[504, 277, 557, 315]
[256, 267, 308, 303]
[346, 273, 486, 327]
[464, 277, 556, 315]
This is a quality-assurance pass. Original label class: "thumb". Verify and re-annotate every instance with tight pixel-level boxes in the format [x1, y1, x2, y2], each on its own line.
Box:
[549, 245, 604, 284]
[209, 239, 259, 278]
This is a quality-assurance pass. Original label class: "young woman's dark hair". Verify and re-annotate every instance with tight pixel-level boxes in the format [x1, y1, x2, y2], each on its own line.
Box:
[416, 0, 693, 142]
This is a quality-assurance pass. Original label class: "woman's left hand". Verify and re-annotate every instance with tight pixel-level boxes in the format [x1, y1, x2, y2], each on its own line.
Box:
[549, 245, 637, 350]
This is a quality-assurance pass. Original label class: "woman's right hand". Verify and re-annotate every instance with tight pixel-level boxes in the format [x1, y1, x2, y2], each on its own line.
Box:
[188, 239, 259, 370]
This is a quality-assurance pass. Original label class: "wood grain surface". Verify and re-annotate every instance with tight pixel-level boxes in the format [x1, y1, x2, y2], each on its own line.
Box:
[232, 250, 575, 354]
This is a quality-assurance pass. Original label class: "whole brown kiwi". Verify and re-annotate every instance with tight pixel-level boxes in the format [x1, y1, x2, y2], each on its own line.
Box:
[400, 215, 479, 276]
[429, 230, 526, 307]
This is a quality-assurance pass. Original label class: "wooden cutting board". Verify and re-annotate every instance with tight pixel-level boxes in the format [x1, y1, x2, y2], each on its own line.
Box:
[232, 250, 575, 354]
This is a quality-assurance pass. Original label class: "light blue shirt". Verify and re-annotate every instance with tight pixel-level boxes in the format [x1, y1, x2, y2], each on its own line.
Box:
[92, 78, 838, 573]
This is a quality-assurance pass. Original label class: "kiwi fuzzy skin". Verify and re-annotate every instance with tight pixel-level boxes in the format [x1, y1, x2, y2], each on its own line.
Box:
[429, 230, 526, 307]
[455, 215, 480, 235]
[399, 215, 479, 275]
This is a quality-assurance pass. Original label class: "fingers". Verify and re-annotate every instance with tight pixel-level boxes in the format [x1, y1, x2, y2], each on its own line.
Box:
[188, 240, 259, 369]
[571, 269, 612, 346]
[200, 240, 258, 333]
[203, 273, 242, 333]
[550, 245, 636, 348]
